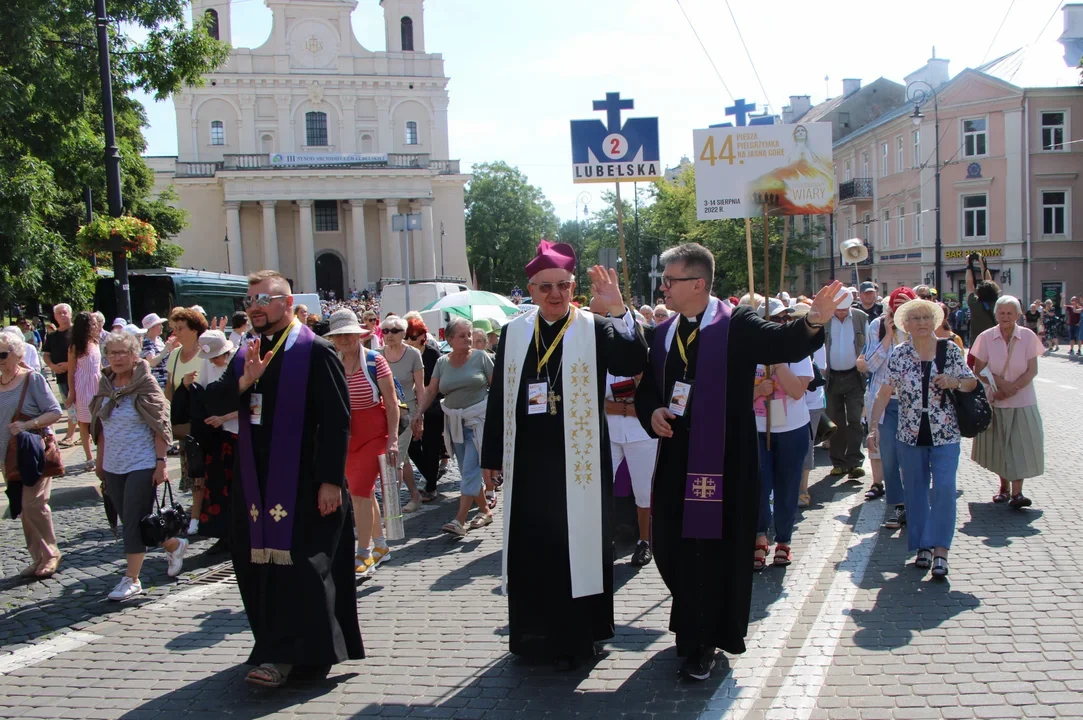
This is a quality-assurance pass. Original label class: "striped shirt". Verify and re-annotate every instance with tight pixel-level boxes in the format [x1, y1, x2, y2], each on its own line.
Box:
[346, 352, 392, 411]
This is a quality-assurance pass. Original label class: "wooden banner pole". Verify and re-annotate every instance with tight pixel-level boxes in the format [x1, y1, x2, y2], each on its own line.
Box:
[615, 183, 631, 303]
[744, 218, 756, 303]
[763, 203, 772, 449]
[780, 216, 790, 295]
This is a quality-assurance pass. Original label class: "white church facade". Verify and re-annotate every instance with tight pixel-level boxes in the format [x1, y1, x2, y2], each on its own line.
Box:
[146, 0, 469, 296]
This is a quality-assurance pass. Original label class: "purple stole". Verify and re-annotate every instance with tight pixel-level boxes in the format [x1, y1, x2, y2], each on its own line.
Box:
[233, 324, 315, 565]
[650, 300, 731, 539]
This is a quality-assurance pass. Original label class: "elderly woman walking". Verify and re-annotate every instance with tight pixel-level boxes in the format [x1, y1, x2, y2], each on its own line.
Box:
[413, 316, 495, 537]
[166, 307, 209, 535]
[970, 296, 1044, 508]
[65, 311, 102, 465]
[0, 332, 63, 578]
[380, 315, 424, 513]
[91, 332, 185, 601]
[325, 309, 399, 576]
[868, 299, 977, 578]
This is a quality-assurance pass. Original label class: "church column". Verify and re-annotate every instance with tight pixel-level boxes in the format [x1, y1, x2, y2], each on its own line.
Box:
[225, 201, 244, 275]
[420, 199, 437, 278]
[260, 200, 280, 271]
[239, 94, 257, 154]
[296, 200, 317, 293]
[348, 200, 369, 290]
[378, 200, 402, 279]
[376, 96, 393, 153]
[341, 95, 358, 153]
[276, 94, 294, 153]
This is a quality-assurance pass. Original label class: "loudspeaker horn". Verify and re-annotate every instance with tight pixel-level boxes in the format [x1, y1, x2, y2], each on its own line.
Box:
[840, 238, 868, 265]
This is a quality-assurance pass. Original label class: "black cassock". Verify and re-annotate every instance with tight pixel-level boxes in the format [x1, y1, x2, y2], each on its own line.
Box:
[482, 311, 647, 660]
[635, 306, 823, 656]
[205, 329, 363, 667]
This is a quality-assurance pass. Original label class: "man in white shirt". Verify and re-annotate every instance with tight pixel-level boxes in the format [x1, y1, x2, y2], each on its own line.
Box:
[823, 291, 868, 478]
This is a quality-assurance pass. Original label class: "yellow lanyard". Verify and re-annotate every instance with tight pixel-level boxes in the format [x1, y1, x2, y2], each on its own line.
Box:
[675, 326, 698, 373]
[535, 311, 575, 376]
[254, 320, 297, 386]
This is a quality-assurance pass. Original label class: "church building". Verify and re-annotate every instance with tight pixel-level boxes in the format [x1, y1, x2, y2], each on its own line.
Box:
[147, 0, 469, 296]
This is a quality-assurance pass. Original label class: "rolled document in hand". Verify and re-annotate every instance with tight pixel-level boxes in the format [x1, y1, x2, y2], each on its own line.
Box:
[378, 454, 405, 541]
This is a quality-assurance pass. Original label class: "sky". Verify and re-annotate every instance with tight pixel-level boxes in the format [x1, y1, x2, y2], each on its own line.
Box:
[135, 0, 1079, 221]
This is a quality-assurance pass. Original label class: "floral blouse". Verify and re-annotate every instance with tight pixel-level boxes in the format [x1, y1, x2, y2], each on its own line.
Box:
[886, 340, 974, 447]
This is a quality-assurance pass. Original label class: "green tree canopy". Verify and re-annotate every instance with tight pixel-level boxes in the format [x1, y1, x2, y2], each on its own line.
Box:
[0, 1, 228, 311]
[465, 162, 560, 294]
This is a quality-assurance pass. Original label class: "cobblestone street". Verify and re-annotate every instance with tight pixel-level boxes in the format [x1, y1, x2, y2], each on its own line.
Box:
[0, 352, 1080, 719]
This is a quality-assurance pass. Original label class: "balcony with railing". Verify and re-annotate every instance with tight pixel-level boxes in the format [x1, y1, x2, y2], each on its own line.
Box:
[174, 154, 461, 179]
[838, 178, 874, 203]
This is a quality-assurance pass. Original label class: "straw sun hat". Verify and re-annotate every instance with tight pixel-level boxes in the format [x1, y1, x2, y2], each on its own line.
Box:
[893, 299, 944, 333]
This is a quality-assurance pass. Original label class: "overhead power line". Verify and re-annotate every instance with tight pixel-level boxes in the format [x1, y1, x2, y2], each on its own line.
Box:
[673, 0, 734, 103]
[723, 0, 773, 113]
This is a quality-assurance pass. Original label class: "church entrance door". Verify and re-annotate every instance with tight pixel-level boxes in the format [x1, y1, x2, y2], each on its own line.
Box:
[316, 252, 345, 300]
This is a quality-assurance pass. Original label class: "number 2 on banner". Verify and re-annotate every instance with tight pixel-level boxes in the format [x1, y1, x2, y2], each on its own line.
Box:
[699, 135, 735, 166]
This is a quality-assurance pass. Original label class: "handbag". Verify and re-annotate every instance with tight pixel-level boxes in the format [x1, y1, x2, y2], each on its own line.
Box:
[814, 411, 838, 445]
[139, 480, 188, 547]
[4, 375, 65, 485]
[183, 434, 206, 478]
[935, 340, 991, 438]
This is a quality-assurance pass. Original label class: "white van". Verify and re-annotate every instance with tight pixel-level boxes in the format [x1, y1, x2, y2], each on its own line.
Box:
[379, 281, 468, 339]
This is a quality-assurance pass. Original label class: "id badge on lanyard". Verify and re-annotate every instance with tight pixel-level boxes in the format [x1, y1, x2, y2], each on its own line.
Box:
[527, 381, 548, 416]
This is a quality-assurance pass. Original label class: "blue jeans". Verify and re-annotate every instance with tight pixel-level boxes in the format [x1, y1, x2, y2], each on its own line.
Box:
[757, 424, 810, 544]
[452, 426, 483, 497]
[897, 442, 960, 552]
[880, 400, 904, 506]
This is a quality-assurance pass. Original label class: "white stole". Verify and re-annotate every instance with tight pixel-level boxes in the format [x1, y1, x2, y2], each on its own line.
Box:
[500, 306, 603, 599]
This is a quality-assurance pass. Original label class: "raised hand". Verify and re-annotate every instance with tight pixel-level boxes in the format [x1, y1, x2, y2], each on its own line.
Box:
[240, 337, 271, 390]
[588, 265, 625, 316]
[807, 281, 846, 327]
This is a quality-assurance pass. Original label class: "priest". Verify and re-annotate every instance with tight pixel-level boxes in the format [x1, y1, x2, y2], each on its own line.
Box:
[634, 243, 844, 681]
[204, 270, 363, 688]
[482, 240, 648, 670]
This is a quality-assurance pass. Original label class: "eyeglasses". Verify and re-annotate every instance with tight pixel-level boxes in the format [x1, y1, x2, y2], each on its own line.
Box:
[106, 350, 132, 358]
[243, 294, 288, 308]
[406, 334, 424, 341]
[363, 317, 377, 323]
[916, 294, 932, 300]
[908, 314, 935, 322]
[385, 328, 404, 335]
[530, 281, 574, 294]
[661, 276, 699, 289]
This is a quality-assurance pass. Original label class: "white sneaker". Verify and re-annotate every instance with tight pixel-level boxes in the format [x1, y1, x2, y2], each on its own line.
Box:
[166, 538, 188, 578]
[108, 576, 142, 601]
[187, 519, 199, 536]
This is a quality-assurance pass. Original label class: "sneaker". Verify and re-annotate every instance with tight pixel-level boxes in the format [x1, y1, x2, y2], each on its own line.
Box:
[847, 466, 866, 479]
[187, 518, 199, 536]
[108, 576, 143, 601]
[372, 545, 391, 567]
[829, 466, 847, 476]
[166, 538, 188, 578]
[630, 541, 653, 567]
[882, 505, 906, 529]
[679, 647, 716, 681]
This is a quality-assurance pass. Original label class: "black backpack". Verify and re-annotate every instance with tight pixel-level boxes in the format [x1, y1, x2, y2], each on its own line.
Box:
[934, 340, 991, 438]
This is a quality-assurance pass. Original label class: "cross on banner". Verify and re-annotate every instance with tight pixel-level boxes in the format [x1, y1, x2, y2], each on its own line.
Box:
[725, 98, 757, 126]
[593, 92, 635, 133]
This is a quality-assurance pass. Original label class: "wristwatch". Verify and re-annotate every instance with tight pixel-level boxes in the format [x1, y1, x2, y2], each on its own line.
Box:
[804, 316, 824, 330]
[156, 457, 166, 464]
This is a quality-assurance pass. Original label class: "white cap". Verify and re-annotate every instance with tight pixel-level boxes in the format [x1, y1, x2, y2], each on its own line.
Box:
[141, 313, 166, 330]
[111, 318, 127, 328]
[835, 287, 854, 309]
[122, 323, 145, 336]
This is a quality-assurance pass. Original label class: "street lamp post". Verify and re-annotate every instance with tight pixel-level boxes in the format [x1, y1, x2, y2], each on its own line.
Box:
[439, 221, 446, 276]
[908, 80, 941, 297]
[575, 191, 592, 287]
[94, 0, 131, 321]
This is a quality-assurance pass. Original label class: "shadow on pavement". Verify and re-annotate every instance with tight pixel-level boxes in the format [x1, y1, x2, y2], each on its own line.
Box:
[958, 502, 1043, 547]
[165, 608, 247, 651]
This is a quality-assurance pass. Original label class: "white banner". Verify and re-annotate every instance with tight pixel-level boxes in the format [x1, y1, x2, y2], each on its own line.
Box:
[693, 123, 836, 220]
[269, 153, 388, 167]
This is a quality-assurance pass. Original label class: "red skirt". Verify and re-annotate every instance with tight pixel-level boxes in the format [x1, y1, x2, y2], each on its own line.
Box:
[345, 404, 388, 498]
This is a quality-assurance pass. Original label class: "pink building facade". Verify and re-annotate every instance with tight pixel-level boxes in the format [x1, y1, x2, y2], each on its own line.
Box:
[825, 69, 1083, 305]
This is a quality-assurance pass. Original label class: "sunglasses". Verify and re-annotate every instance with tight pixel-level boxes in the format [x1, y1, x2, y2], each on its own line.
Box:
[243, 293, 289, 308]
[917, 294, 932, 300]
[406, 334, 424, 341]
[0, 351, 8, 360]
[529, 280, 574, 294]
[384, 328, 404, 335]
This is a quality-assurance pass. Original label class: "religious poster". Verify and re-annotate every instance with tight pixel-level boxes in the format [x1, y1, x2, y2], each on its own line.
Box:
[693, 122, 835, 220]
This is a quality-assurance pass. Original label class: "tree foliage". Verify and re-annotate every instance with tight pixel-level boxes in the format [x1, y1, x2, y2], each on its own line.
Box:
[465, 162, 560, 294]
[0, 1, 228, 311]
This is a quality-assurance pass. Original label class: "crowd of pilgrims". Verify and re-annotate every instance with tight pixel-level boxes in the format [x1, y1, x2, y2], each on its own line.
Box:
[0, 241, 1048, 687]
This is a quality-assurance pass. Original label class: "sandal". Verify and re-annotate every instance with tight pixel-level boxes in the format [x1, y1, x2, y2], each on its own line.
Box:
[1008, 494, 1032, 509]
[914, 549, 933, 569]
[35, 555, 61, 579]
[864, 483, 885, 501]
[931, 556, 949, 578]
[468, 513, 494, 530]
[58, 439, 76, 449]
[773, 543, 792, 567]
[992, 490, 1010, 504]
[246, 663, 291, 688]
[441, 519, 468, 537]
[753, 541, 770, 572]
[797, 493, 811, 509]
[486, 492, 497, 510]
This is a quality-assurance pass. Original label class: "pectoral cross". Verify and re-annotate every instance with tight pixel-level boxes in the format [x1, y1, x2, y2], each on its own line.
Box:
[269, 503, 289, 522]
[547, 389, 561, 416]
